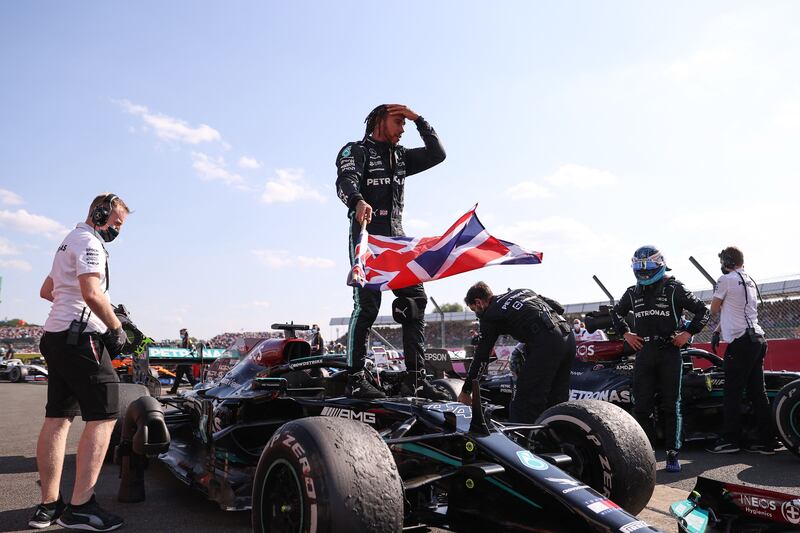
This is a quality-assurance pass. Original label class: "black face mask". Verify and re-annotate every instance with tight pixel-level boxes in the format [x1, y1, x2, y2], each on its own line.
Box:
[98, 226, 119, 243]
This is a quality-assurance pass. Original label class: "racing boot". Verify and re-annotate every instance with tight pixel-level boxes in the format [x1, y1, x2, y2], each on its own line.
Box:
[346, 371, 386, 399]
[401, 370, 450, 401]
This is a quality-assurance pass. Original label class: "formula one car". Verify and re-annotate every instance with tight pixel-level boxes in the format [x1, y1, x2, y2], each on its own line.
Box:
[114, 323, 666, 532]
[0, 358, 48, 383]
[432, 307, 800, 457]
[671, 476, 800, 532]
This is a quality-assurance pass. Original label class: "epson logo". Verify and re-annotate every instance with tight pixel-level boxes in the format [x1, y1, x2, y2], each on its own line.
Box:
[424, 353, 448, 362]
[320, 407, 376, 425]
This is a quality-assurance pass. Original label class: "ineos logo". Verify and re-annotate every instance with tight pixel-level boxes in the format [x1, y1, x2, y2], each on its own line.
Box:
[576, 344, 595, 357]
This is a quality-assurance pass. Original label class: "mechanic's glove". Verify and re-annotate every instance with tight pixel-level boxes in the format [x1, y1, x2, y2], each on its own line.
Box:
[710, 331, 720, 354]
[102, 326, 128, 356]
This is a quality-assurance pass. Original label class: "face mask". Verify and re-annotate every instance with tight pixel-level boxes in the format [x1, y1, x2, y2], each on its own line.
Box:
[311, 328, 319, 334]
[573, 324, 581, 332]
[98, 225, 119, 243]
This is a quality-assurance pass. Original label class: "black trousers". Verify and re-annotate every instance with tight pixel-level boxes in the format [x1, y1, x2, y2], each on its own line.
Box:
[509, 331, 576, 424]
[722, 334, 772, 445]
[346, 283, 427, 373]
[171, 364, 197, 390]
[632, 342, 683, 451]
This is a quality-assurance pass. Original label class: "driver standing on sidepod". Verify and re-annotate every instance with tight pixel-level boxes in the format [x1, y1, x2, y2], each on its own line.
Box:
[610, 246, 709, 473]
[336, 103, 446, 399]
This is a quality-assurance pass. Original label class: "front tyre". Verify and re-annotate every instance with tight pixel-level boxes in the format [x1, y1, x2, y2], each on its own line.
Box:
[773, 378, 800, 458]
[536, 399, 655, 515]
[252, 417, 403, 533]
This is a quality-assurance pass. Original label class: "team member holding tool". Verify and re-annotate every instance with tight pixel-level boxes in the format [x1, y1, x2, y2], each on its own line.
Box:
[29, 193, 130, 531]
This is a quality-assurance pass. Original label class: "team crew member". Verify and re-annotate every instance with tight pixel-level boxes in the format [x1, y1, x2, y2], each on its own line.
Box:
[458, 282, 575, 423]
[309, 324, 325, 356]
[29, 194, 130, 531]
[336, 103, 446, 398]
[706, 247, 776, 454]
[168, 328, 197, 394]
[610, 246, 709, 473]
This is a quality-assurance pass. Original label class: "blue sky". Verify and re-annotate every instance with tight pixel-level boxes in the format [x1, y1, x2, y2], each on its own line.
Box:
[2, 2, 799, 340]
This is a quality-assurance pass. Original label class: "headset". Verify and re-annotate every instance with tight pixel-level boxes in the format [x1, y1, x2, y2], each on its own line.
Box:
[719, 248, 739, 271]
[91, 193, 118, 226]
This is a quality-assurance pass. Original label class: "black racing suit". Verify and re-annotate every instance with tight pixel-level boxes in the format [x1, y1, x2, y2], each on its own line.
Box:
[336, 117, 446, 373]
[611, 277, 709, 451]
[464, 289, 576, 423]
[170, 336, 197, 392]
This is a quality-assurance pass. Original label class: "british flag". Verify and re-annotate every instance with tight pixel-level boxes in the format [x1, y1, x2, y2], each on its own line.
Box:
[347, 205, 543, 291]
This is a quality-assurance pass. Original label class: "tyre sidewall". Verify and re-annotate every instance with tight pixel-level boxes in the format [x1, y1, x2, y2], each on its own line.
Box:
[773, 379, 800, 457]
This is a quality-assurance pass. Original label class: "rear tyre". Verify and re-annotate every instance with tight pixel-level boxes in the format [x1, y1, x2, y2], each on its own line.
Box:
[431, 378, 464, 401]
[773, 378, 800, 458]
[105, 383, 150, 463]
[536, 399, 655, 515]
[252, 417, 403, 533]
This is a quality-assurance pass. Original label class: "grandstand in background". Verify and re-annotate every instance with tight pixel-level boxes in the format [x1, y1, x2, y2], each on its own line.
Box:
[330, 276, 800, 350]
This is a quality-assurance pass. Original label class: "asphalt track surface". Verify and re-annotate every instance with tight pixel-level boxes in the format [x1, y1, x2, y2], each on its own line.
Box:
[1, 383, 798, 532]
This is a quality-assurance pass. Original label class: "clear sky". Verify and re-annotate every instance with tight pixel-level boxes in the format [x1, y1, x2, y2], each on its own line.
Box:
[1, 1, 799, 341]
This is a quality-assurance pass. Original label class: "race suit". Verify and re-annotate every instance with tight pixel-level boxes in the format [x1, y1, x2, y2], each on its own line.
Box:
[464, 289, 576, 423]
[610, 277, 709, 450]
[336, 117, 446, 373]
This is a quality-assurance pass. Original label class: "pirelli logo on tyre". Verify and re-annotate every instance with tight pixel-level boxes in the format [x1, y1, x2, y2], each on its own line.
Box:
[320, 407, 376, 425]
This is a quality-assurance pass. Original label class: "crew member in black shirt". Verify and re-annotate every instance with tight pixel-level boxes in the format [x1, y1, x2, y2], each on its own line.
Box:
[458, 282, 575, 423]
[611, 246, 709, 473]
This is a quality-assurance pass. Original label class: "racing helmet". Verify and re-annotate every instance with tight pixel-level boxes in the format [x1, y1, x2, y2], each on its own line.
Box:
[631, 245, 668, 285]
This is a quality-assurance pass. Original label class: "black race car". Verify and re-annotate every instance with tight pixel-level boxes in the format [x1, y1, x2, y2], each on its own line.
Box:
[114, 323, 667, 532]
[445, 329, 800, 457]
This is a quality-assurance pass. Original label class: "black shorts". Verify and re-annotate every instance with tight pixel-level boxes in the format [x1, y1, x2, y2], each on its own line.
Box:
[40, 331, 120, 421]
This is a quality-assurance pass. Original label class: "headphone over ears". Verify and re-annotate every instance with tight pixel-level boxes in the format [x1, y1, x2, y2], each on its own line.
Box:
[92, 194, 118, 226]
[719, 249, 738, 270]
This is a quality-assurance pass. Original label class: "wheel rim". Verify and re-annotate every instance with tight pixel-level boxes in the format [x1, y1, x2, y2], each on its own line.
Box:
[548, 425, 597, 487]
[261, 458, 303, 533]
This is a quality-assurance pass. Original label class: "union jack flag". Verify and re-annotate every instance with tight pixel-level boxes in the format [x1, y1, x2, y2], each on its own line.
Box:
[347, 205, 543, 291]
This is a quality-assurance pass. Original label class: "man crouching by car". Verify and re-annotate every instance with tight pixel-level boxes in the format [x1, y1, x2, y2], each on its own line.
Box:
[458, 281, 575, 424]
[28, 194, 130, 531]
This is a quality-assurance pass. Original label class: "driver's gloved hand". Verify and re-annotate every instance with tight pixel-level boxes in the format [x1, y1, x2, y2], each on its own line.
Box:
[102, 326, 128, 356]
[710, 331, 721, 354]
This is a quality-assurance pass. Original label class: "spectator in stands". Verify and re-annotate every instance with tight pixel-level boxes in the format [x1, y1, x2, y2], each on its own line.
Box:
[168, 328, 197, 394]
[707, 247, 776, 455]
[309, 324, 325, 355]
[610, 245, 709, 474]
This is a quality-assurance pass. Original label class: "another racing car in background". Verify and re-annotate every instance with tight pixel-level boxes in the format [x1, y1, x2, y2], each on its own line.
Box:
[112, 323, 666, 532]
[0, 358, 48, 383]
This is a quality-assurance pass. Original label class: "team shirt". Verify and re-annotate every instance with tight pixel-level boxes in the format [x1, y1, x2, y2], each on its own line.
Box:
[44, 223, 110, 334]
[713, 268, 763, 343]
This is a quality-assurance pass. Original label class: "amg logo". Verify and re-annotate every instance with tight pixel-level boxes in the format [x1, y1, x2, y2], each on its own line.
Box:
[619, 520, 650, 533]
[635, 309, 671, 318]
[569, 389, 631, 403]
[320, 407, 376, 425]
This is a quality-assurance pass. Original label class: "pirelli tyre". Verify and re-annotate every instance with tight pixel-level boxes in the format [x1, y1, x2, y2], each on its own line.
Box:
[105, 383, 150, 463]
[773, 378, 800, 458]
[9, 365, 28, 383]
[252, 417, 403, 533]
[430, 378, 464, 401]
[535, 399, 656, 515]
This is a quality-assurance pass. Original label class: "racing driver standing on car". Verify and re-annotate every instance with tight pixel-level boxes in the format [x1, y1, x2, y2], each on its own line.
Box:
[610, 246, 709, 473]
[336, 103, 446, 399]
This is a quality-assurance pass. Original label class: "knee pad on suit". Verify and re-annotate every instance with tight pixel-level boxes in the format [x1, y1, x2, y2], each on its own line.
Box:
[392, 297, 421, 325]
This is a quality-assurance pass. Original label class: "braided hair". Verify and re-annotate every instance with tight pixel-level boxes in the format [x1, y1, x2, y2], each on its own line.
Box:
[364, 104, 388, 137]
